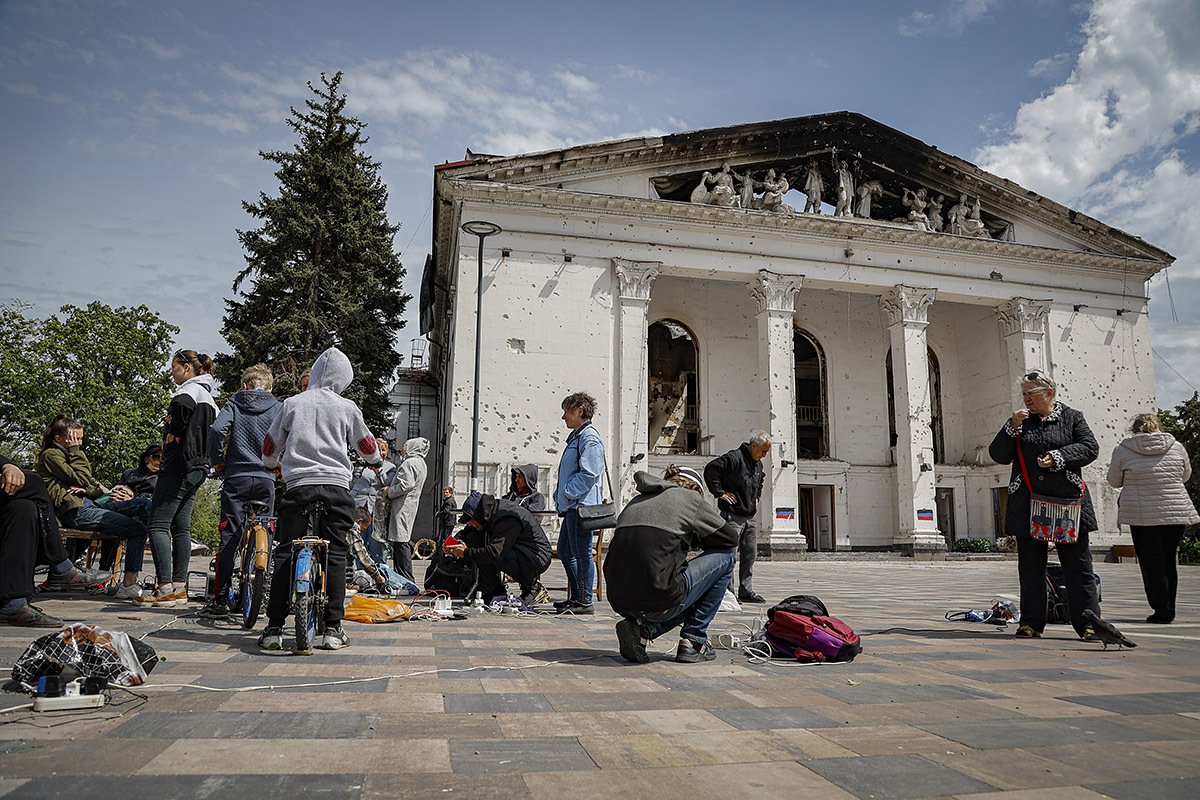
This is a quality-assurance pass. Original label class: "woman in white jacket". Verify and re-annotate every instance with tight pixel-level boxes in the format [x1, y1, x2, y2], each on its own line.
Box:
[380, 437, 429, 582]
[1107, 413, 1198, 623]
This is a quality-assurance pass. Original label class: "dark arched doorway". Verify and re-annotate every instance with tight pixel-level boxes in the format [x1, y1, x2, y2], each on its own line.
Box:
[648, 319, 700, 454]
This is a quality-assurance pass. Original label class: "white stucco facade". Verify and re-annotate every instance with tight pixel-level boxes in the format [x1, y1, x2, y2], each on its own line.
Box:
[422, 113, 1170, 555]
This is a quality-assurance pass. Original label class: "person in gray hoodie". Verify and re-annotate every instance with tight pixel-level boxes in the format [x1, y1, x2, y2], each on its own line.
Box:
[503, 464, 545, 512]
[380, 436, 428, 582]
[259, 347, 381, 653]
[603, 466, 739, 664]
[200, 363, 282, 619]
[1107, 413, 1199, 623]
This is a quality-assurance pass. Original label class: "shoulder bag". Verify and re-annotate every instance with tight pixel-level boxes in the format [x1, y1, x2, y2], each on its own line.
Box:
[1016, 433, 1084, 544]
[577, 458, 618, 532]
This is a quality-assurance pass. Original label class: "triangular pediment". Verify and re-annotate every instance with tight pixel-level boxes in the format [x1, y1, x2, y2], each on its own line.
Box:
[436, 112, 1170, 263]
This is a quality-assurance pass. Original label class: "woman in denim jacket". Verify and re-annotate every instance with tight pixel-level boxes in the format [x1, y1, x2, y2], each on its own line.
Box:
[553, 392, 606, 614]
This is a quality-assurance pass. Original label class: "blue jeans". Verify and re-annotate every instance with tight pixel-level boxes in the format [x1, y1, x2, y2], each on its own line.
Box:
[147, 468, 205, 584]
[557, 510, 594, 605]
[62, 498, 149, 573]
[640, 550, 734, 645]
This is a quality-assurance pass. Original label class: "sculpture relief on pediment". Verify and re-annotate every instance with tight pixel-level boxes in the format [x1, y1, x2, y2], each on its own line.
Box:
[655, 148, 1014, 242]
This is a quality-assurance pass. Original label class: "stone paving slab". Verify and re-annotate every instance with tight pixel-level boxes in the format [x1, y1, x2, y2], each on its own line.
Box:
[0, 558, 1196, 799]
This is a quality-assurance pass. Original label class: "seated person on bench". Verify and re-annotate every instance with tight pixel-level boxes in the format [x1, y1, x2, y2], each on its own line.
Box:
[443, 491, 551, 608]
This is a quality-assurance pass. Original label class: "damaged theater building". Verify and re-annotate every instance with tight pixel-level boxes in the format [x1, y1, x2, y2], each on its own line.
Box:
[419, 112, 1171, 557]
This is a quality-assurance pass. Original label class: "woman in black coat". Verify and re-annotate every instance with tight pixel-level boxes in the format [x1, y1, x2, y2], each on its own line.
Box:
[989, 370, 1102, 639]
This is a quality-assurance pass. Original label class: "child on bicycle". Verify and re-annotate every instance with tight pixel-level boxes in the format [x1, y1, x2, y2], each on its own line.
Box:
[259, 347, 381, 652]
[200, 363, 281, 619]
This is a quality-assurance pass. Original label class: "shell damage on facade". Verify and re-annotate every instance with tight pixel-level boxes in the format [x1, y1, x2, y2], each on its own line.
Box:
[421, 111, 1171, 555]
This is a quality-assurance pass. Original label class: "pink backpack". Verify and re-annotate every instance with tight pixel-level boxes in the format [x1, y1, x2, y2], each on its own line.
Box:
[763, 610, 862, 663]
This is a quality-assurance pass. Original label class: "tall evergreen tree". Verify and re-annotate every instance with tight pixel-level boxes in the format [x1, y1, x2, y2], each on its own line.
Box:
[218, 71, 408, 430]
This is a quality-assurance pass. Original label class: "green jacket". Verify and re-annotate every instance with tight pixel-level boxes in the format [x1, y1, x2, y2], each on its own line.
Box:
[35, 444, 103, 518]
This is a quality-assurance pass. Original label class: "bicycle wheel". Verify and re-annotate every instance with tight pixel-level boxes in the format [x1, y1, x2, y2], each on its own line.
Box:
[240, 540, 265, 629]
[293, 546, 318, 655]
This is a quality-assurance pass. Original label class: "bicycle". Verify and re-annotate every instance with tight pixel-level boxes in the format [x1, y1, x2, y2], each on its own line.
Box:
[233, 502, 275, 630]
[290, 500, 330, 655]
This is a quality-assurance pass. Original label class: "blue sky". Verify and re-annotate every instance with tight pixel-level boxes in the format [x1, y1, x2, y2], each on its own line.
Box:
[2, 0, 1198, 407]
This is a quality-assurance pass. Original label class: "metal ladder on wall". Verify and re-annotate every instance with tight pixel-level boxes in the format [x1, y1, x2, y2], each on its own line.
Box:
[406, 338, 428, 439]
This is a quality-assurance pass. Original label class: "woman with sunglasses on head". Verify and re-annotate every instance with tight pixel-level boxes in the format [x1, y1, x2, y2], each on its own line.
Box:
[136, 349, 218, 606]
[989, 370, 1102, 640]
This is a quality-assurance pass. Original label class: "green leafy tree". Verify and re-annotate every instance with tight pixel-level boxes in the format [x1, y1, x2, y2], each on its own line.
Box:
[0, 301, 176, 479]
[1158, 394, 1200, 563]
[218, 71, 408, 429]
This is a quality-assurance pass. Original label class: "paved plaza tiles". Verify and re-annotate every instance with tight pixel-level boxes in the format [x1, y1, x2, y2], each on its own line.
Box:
[1, 558, 1198, 799]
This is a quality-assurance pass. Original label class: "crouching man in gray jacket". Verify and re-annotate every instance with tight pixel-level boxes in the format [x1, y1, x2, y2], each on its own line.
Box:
[602, 466, 739, 664]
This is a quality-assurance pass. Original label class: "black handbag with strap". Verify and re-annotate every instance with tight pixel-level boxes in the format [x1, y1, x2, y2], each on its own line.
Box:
[577, 459, 618, 532]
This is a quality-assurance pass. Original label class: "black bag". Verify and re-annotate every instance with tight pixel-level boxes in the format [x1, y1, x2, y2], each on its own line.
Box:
[423, 550, 478, 599]
[577, 459, 619, 532]
[1045, 562, 1102, 624]
[767, 594, 829, 621]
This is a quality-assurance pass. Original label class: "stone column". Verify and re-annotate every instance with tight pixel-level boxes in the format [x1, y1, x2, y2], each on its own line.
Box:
[749, 269, 804, 554]
[880, 285, 943, 557]
[996, 298, 1051, 409]
[612, 259, 658, 503]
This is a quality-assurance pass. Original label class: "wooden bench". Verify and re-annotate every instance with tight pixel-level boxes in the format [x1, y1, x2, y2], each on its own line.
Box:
[59, 528, 125, 586]
[1109, 544, 1138, 563]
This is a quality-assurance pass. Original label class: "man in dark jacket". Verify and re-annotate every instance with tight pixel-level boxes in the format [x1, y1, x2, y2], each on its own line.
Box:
[200, 363, 282, 619]
[704, 431, 770, 603]
[604, 467, 739, 663]
[444, 491, 551, 607]
[121, 444, 162, 498]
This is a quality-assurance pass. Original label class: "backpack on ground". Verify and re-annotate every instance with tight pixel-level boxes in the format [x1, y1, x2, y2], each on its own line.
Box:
[762, 610, 862, 663]
[767, 594, 829, 620]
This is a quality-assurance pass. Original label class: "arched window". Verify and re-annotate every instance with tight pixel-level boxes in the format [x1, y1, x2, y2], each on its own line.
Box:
[648, 319, 700, 454]
[794, 328, 828, 458]
[886, 347, 945, 463]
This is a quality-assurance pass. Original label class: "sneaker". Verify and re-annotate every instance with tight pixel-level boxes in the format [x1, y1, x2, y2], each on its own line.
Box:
[1015, 625, 1042, 638]
[1146, 613, 1174, 624]
[318, 627, 350, 651]
[40, 567, 110, 592]
[197, 598, 232, 619]
[0, 603, 64, 628]
[552, 599, 573, 612]
[738, 591, 766, 604]
[616, 618, 650, 664]
[258, 626, 284, 651]
[555, 601, 594, 616]
[521, 582, 551, 608]
[135, 587, 180, 607]
[167, 588, 190, 606]
[110, 582, 144, 601]
[675, 638, 717, 663]
[1081, 627, 1100, 642]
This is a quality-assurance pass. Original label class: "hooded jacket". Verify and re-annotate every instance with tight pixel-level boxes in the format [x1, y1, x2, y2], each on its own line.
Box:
[1107, 431, 1199, 526]
[461, 498, 551, 569]
[209, 389, 282, 478]
[381, 437, 429, 543]
[603, 471, 739, 613]
[36, 443, 104, 517]
[161, 373, 219, 475]
[503, 464, 546, 512]
[263, 348, 381, 488]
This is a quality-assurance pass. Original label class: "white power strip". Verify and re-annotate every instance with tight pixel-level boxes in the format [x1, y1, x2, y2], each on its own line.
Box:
[33, 694, 106, 712]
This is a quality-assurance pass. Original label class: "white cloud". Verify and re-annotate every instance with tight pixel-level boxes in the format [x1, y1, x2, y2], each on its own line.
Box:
[557, 71, 598, 95]
[976, 0, 1200, 203]
[1028, 52, 1070, 79]
[898, 0, 1000, 37]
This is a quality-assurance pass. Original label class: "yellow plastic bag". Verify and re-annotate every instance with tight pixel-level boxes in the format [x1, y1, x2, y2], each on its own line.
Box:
[343, 594, 411, 623]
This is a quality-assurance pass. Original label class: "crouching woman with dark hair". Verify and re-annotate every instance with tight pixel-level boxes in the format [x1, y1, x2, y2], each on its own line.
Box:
[603, 466, 739, 664]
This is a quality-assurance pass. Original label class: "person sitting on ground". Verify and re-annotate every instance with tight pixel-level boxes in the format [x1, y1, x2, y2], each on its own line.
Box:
[503, 464, 545, 512]
[443, 490, 552, 607]
[35, 414, 149, 598]
[259, 347, 381, 653]
[121, 444, 162, 499]
[1, 457, 67, 627]
[200, 363, 282, 619]
[603, 465, 739, 664]
[379, 437, 428, 583]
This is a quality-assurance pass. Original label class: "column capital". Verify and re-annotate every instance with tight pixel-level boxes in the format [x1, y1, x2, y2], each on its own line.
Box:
[880, 285, 936, 326]
[612, 259, 659, 302]
[749, 269, 803, 314]
[995, 297, 1051, 337]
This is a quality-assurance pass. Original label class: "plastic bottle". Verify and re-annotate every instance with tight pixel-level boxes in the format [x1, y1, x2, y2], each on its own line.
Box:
[472, 591, 483, 609]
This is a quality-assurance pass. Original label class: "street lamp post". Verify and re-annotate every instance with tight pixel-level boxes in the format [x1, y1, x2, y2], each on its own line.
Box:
[460, 220, 502, 489]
